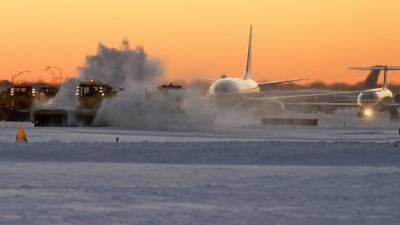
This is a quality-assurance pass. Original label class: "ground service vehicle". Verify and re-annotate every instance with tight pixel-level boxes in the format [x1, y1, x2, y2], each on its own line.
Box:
[0, 84, 37, 121]
[33, 80, 116, 126]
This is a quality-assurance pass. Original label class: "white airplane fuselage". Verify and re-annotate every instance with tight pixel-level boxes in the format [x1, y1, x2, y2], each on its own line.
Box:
[209, 78, 260, 97]
[357, 88, 394, 108]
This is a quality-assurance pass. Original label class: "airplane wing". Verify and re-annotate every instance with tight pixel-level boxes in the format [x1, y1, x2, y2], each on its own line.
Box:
[194, 77, 309, 86]
[258, 78, 309, 88]
[283, 102, 359, 107]
[193, 78, 215, 84]
[382, 103, 400, 107]
[350, 66, 400, 71]
[285, 101, 400, 109]
[250, 90, 362, 101]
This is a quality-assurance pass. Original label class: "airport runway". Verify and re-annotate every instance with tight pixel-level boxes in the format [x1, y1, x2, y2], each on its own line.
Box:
[1, 117, 400, 143]
[1, 124, 400, 143]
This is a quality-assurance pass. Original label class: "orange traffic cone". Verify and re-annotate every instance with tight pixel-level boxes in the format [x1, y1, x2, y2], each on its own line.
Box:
[16, 127, 28, 143]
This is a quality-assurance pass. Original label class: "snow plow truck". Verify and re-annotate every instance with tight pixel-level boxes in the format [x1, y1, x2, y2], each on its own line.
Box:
[33, 80, 116, 127]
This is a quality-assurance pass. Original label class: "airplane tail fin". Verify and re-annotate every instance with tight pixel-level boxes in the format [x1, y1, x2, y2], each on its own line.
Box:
[364, 69, 381, 89]
[242, 25, 253, 80]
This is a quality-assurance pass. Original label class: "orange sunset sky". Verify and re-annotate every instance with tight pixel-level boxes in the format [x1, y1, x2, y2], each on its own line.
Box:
[1, 0, 400, 84]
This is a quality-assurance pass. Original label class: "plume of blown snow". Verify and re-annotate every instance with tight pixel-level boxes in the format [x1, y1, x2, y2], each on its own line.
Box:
[94, 88, 216, 130]
[45, 40, 162, 110]
[79, 39, 162, 89]
[38, 39, 263, 130]
[36, 77, 80, 109]
[76, 40, 217, 130]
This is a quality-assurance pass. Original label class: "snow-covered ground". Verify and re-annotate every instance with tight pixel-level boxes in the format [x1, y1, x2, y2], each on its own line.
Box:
[1, 110, 400, 224]
[1, 163, 399, 225]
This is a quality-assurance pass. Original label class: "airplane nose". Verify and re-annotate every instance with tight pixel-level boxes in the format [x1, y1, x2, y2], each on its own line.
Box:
[210, 81, 239, 96]
[359, 92, 379, 104]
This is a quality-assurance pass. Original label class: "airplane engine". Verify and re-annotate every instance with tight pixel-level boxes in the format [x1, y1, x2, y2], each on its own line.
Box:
[388, 107, 399, 120]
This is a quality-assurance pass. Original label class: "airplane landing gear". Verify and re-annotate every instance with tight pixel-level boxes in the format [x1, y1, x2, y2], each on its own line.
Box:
[357, 111, 364, 118]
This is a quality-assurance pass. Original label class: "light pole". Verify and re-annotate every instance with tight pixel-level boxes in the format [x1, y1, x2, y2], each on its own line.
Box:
[12, 70, 30, 86]
[44, 67, 55, 84]
[45, 66, 63, 84]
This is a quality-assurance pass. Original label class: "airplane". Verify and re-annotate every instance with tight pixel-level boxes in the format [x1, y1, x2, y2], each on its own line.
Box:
[203, 25, 307, 103]
[281, 66, 400, 119]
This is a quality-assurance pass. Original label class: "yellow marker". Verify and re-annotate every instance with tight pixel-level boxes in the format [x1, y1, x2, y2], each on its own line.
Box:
[16, 127, 28, 143]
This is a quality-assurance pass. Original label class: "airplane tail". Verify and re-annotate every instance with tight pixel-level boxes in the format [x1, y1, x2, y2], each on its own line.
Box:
[364, 69, 380, 89]
[350, 65, 400, 89]
[242, 25, 253, 80]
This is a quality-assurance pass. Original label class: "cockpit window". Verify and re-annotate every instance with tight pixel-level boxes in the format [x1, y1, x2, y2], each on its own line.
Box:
[362, 92, 378, 100]
[360, 92, 379, 104]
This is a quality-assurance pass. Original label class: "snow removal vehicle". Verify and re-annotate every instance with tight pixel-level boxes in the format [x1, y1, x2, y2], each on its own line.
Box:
[36, 86, 59, 103]
[33, 80, 117, 127]
[152, 83, 185, 113]
[0, 84, 35, 121]
[0, 82, 60, 121]
[0, 84, 39, 121]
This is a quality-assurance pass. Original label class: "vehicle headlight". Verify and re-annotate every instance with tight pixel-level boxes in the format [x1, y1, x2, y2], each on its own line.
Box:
[363, 108, 373, 117]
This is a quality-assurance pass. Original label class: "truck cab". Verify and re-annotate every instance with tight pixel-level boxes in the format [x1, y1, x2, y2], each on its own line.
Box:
[1, 84, 36, 109]
[75, 80, 115, 109]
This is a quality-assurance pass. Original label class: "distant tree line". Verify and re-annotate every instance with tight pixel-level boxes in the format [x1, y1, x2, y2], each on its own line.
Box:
[0, 80, 55, 90]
